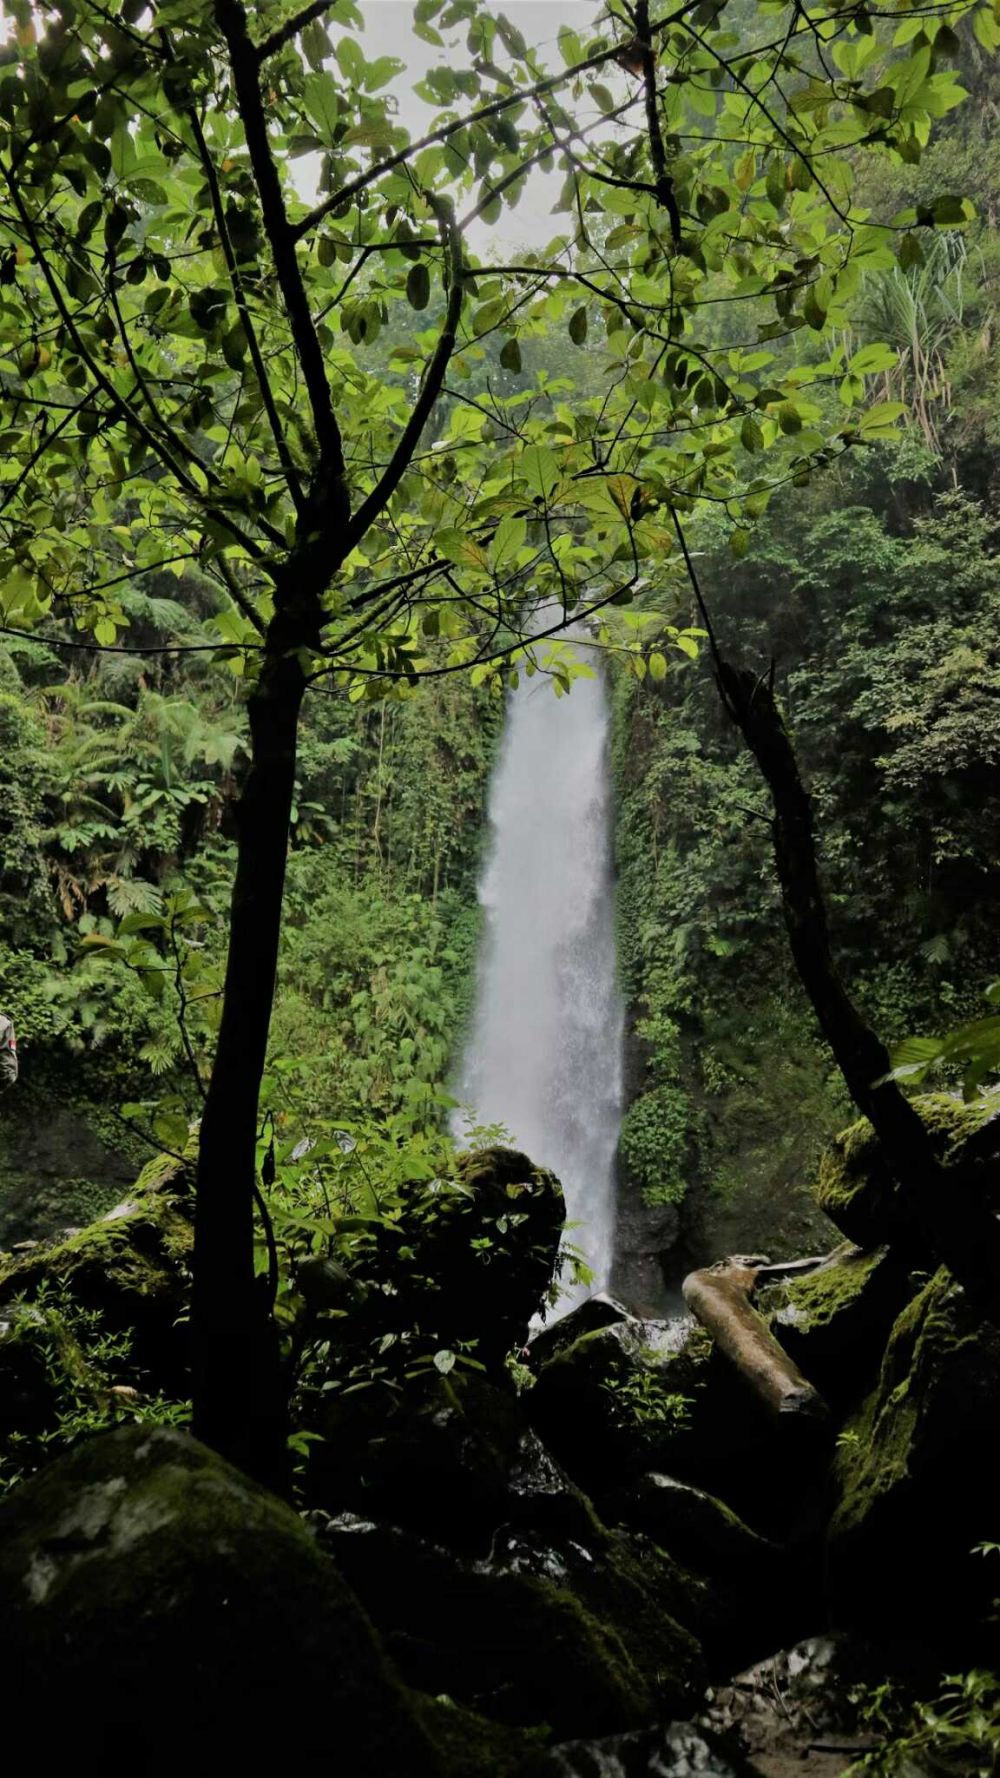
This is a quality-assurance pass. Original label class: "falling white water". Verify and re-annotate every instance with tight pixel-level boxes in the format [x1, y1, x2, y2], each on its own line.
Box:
[453, 636, 625, 1305]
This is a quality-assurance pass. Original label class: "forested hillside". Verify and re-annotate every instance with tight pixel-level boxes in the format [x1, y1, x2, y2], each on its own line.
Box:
[612, 40, 1000, 1297]
[0, 610, 497, 1237]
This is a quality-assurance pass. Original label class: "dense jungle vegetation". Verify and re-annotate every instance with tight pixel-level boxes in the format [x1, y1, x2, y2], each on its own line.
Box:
[2, 2, 1000, 1771]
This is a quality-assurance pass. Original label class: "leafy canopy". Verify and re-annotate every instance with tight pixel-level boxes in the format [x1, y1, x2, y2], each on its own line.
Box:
[0, 0, 988, 696]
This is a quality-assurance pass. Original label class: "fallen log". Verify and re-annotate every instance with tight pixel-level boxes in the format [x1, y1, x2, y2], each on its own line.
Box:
[683, 1254, 830, 1422]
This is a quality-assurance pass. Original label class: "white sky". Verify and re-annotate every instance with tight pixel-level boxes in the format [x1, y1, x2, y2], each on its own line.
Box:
[0, 1, 607, 250]
[321, 1, 605, 249]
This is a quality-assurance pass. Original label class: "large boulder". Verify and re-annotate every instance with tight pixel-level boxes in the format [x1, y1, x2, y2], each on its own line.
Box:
[0, 1146, 194, 1395]
[0, 1425, 443, 1775]
[311, 1146, 565, 1383]
[827, 1265, 1000, 1651]
[315, 1508, 703, 1742]
[603, 1472, 807, 1674]
[815, 1092, 1000, 1253]
[305, 1372, 704, 1741]
[527, 1306, 811, 1536]
[306, 1370, 596, 1552]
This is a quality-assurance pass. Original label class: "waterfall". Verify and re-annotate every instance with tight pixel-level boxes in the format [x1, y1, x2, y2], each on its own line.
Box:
[454, 637, 624, 1307]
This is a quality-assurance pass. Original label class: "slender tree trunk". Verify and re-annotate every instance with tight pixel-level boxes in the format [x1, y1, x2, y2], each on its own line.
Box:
[718, 657, 1000, 1303]
[192, 628, 306, 1487]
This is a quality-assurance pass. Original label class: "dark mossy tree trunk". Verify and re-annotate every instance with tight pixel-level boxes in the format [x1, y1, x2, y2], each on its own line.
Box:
[718, 657, 1000, 1304]
[191, 571, 319, 1490]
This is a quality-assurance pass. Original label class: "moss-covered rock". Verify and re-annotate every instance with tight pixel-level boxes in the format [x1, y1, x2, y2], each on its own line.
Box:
[0, 1147, 193, 1394]
[827, 1266, 1000, 1648]
[604, 1470, 807, 1674]
[315, 1506, 704, 1741]
[0, 1425, 444, 1774]
[815, 1091, 1000, 1252]
[758, 1244, 914, 1407]
[317, 1146, 565, 1384]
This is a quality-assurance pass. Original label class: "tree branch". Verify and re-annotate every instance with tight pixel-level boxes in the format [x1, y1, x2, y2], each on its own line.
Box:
[341, 197, 466, 555]
[215, 0, 348, 524]
[254, 1, 337, 62]
[182, 90, 306, 514]
[290, 0, 700, 242]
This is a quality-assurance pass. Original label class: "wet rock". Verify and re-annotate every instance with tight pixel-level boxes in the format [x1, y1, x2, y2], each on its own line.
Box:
[609, 1472, 776, 1574]
[523, 1719, 764, 1776]
[314, 1505, 704, 1742]
[815, 1091, 1000, 1253]
[0, 1425, 442, 1775]
[0, 1146, 194, 1393]
[827, 1265, 1000, 1650]
[529, 1291, 635, 1370]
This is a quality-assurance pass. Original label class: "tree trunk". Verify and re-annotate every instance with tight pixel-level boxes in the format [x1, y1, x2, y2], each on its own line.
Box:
[683, 1256, 829, 1420]
[191, 634, 306, 1489]
[718, 658, 1000, 1303]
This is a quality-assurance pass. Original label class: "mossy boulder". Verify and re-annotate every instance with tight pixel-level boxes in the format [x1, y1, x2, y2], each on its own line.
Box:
[827, 1266, 1000, 1648]
[0, 1147, 193, 1394]
[528, 1310, 806, 1535]
[602, 1472, 809, 1669]
[315, 1506, 704, 1742]
[815, 1092, 1000, 1253]
[758, 1244, 914, 1407]
[0, 1425, 443, 1774]
[319, 1147, 565, 1382]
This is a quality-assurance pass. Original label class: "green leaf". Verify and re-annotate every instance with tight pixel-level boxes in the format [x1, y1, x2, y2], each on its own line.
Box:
[406, 262, 430, 311]
[568, 306, 588, 345]
[499, 337, 522, 374]
[520, 445, 560, 501]
[302, 71, 340, 139]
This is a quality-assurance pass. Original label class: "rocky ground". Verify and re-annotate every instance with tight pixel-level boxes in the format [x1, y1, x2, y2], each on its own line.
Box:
[1, 1096, 998, 1774]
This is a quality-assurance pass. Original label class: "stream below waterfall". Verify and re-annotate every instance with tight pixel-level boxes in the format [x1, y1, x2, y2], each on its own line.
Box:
[453, 637, 624, 1306]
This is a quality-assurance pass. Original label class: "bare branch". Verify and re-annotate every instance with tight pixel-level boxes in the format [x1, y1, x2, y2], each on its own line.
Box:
[255, 1, 337, 62]
[341, 197, 466, 554]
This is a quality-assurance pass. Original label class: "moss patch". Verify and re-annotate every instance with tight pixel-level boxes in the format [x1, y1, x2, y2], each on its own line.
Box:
[0, 1147, 194, 1392]
[827, 1264, 1000, 1640]
[816, 1090, 1000, 1250]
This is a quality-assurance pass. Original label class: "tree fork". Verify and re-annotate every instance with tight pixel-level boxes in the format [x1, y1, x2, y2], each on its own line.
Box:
[717, 657, 1000, 1305]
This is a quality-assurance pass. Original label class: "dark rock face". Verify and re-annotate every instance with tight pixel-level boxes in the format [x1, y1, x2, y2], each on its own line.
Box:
[316, 1509, 702, 1741]
[0, 1425, 442, 1776]
[0, 1093, 135, 1247]
[827, 1266, 1000, 1651]
[307, 1371, 598, 1552]
[306, 1373, 704, 1740]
